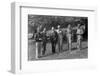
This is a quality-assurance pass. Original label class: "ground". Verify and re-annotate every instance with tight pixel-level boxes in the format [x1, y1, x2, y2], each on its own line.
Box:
[28, 40, 88, 61]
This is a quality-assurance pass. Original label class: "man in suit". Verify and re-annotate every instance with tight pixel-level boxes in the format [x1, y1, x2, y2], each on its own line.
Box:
[41, 28, 47, 56]
[57, 25, 63, 52]
[50, 27, 58, 54]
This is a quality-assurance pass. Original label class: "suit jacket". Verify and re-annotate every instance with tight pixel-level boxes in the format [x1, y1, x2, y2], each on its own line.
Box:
[50, 31, 58, 43]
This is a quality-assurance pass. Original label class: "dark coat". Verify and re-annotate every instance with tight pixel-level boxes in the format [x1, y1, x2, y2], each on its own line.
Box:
[34, 32, 42, 42]
[41, 32, 47, 43]
[50, 31, 58, 43]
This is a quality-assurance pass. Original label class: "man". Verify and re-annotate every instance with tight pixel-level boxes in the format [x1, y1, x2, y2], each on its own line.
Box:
[41, 28, 47, 56]
[66, 24, 72, 51]
[34, 27, 42, 59]
[77, 24, 85, 50]
[57, 25, 63, 52]
[50, 27, 58, 54]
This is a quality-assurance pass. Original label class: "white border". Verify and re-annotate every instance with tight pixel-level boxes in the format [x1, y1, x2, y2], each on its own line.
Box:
[11, 2, 97, 74]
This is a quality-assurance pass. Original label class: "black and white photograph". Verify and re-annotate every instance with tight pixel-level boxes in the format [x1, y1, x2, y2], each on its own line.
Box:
[28, 15, 88, 61]
[10, 2, 98, 74]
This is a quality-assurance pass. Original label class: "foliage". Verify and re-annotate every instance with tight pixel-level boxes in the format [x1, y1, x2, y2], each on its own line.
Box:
[28, 15, 87, 33]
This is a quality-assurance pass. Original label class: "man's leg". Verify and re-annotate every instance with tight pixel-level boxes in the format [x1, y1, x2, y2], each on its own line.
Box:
[69, 37, 71, 51]
[36, 42, 39, 59]
[52, 42, 56, 54]
[60, 41, 63, 52]
[58, 42, 60, 52]
[79, 39, 81, 50]
[77, 39, 79, 49]
[80, 36, 82, 49]
[42, 43, 46, 55]
[54, 43, 57, 53]
[77, 38, 80, 50]
[69, 42, 71, 51]
[38, 42, 41, 58]
[52, 42, 54, 54]
[67, 37, 69, 50]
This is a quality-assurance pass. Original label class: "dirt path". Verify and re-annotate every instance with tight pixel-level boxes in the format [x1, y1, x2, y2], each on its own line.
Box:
[28, 40, 88, 61]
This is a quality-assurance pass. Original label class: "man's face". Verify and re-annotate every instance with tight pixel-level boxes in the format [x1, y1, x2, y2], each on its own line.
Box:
[77, 24, 80, 27]
[58, 25, 60, 29]
[37, 28, 40, 32]
[52, 27, 54, 31]
[68, 25, 71, 28]
[43, 28, 46, 32]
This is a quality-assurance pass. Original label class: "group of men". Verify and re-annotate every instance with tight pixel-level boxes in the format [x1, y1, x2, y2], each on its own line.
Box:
[34, 24, 85, 59]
